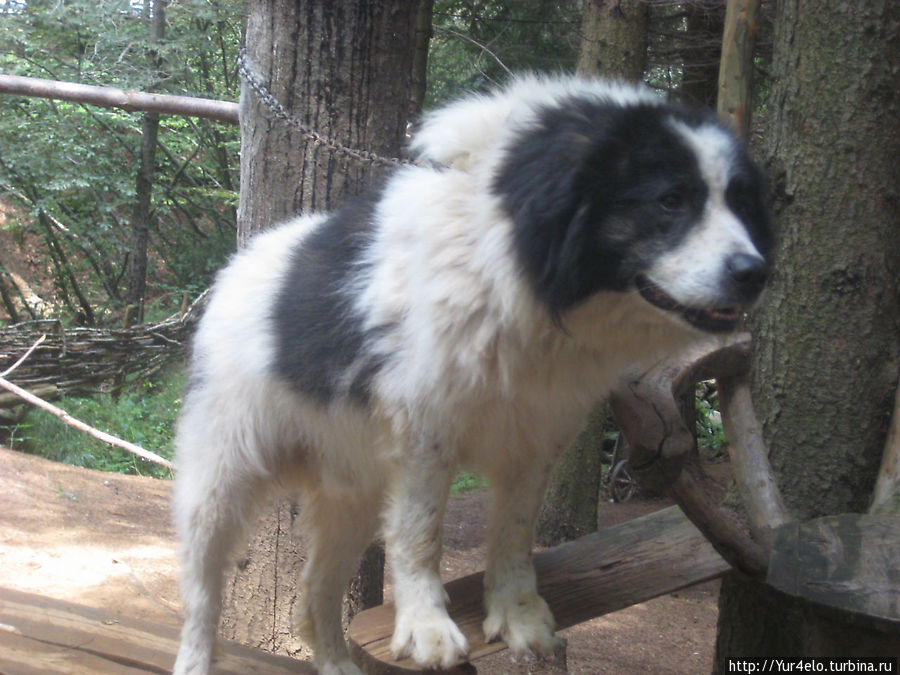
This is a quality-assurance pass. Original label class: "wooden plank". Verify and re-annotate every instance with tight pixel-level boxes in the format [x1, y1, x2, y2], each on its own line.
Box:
[0, 587, 313, 674]
[349, 505, 730, 673]
[768, 513, 900, 632]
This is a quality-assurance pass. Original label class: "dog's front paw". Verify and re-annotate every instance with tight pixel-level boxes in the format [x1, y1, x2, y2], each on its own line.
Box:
[483, 589, 563, 658]
[391, 607, 469, 668]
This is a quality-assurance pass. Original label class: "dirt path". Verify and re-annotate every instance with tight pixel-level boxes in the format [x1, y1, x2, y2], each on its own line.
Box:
[0, 446, 722, 673]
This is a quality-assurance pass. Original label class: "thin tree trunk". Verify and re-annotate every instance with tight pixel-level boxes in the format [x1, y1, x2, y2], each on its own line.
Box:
[126, 0, 166, 321]
[577, 0, 649, 80]
[410, 0, 434, 117]
[717, 0, 760, 136]
[714, 1, 900, 665]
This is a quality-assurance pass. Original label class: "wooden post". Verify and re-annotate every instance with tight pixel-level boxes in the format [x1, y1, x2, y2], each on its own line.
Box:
[717, 0, 760, 137]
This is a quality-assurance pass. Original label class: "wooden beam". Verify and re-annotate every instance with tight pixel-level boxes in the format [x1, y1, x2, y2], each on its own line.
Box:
[349, 505, 729, 673]
[0, 73, 239, 123]
[0, 586, 311, 674]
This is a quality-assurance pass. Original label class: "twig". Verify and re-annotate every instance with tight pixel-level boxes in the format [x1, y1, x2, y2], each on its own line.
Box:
[1, 333, 46, 377]
[433, 26, 514, 77]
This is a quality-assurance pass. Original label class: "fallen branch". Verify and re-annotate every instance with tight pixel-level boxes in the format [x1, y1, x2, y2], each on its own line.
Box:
[0, 335, 174, 471]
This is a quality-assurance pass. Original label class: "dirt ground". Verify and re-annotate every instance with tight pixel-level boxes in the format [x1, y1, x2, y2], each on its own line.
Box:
[0, 446, 724, 674]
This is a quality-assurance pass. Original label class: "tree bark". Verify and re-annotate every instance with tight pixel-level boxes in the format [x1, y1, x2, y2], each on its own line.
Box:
[577, 0, 649, 80]
[717, 0, 760, 137]
[536, 405, 610, 546]
[714, 1, 900, 665]
[236, 0, 419, 244]
[223, 0, 421, 660]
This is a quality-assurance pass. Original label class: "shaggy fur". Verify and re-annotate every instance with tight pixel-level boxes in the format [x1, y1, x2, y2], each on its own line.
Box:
[172, 75, 773, 675]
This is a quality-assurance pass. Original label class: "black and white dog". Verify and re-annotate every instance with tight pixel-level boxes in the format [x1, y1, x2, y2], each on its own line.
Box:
[172, 75, 773, 674]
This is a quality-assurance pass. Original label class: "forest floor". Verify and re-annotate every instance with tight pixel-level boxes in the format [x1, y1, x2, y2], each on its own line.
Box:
[0, 446, 727, 674]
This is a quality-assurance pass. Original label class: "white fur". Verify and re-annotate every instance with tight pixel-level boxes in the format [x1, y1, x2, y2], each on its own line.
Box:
[172, 75, 748, 675]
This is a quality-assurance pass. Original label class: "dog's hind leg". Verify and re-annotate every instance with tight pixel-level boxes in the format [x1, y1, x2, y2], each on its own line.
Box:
[172, 441, 265, 675]
[482, 455, 565, 659]
[293, 487, 380, 675]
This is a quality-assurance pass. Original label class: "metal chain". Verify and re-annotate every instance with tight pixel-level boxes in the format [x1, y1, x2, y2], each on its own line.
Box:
[237, 50, 415, 170]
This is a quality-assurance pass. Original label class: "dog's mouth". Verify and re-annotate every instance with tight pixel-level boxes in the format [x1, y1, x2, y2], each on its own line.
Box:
[636, 275, 744, 333]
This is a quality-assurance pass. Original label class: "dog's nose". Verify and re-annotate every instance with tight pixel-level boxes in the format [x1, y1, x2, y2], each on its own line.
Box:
[726, 253, 769, 301]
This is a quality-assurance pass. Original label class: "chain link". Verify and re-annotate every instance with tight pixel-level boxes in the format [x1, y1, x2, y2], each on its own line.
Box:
[237, 50, 416, 170]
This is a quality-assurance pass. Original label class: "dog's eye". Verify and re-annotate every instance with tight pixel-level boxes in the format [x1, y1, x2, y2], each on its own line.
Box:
[657, 188, 689, 212]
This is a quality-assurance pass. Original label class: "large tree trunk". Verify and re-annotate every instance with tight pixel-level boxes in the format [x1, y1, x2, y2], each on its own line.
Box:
[714, 1, 900, 666]
[236, 0, 418, 243]
[222, 0, 421, 661]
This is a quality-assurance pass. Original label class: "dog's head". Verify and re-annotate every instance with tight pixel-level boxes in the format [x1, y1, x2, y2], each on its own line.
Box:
[493, 90, 775, 333]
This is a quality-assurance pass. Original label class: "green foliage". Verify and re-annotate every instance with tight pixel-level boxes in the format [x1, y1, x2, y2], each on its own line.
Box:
[696, 382, 727, 458]
[11, 364, 186, 479]
[450, 470, 488, 495]
[0, 0, 245, 324]
[427, 0, 581, 108]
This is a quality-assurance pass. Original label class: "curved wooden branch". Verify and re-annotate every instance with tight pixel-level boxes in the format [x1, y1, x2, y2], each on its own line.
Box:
[717, 374, 790, 548]
[610, 334, 786, 576]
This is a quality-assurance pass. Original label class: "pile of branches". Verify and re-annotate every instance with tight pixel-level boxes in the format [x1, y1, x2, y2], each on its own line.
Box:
[0, 292, 207, 402]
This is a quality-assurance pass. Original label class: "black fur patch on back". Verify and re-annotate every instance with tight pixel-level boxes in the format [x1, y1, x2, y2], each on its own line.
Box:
[270, 194, 384, 404]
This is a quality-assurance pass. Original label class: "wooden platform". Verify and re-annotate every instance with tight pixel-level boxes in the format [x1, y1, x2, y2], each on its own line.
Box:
[0, 586, 312, 674]
[349, 505, 731, 673]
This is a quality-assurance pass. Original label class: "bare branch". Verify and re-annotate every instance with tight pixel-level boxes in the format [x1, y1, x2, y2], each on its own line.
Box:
[718, 375, 790, 547]
[0, 73, 238, 124]
[0, 337, 174, 471]
[1, 334, 46, 378]
[433, 26, 514, 77]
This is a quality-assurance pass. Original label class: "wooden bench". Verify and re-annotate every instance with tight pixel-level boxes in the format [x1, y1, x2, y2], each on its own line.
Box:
[349, 505, 730, 673]
[0, 586, 312, 674]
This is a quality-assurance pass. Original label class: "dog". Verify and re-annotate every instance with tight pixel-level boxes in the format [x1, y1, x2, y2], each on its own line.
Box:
[172, 74, 773, 675]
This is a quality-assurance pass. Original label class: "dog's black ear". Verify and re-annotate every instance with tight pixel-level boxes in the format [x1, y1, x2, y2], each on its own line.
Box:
[493, 102, 624, 317]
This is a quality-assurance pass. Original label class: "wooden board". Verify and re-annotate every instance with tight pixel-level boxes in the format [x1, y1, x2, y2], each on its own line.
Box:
[768, 513, 900, 632]
[0, 586, 313, 674]
[349, 505, 730, 673]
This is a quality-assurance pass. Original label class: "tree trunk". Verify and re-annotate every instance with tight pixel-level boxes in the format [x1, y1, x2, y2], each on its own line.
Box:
[223, 0, 421, 660]
[576, 0, 649, 81]
[236, 0, 419, 243]
[126, 0, 166, 322]
[714, 1, 900, 666]
[410, 0, 434, 117]
[536, 405, 610, 546]
[717, 0, 760, 137]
